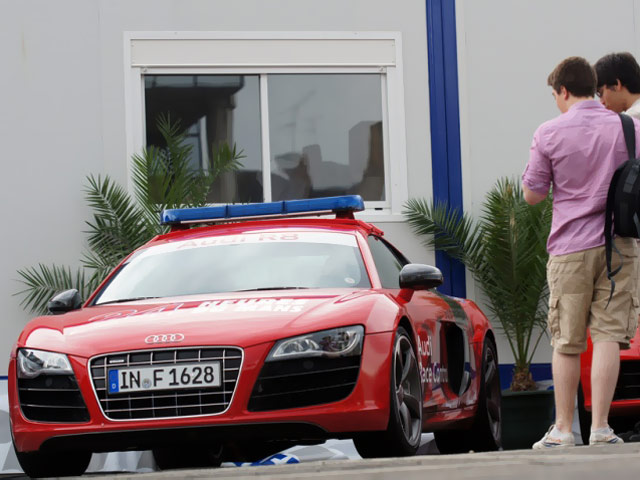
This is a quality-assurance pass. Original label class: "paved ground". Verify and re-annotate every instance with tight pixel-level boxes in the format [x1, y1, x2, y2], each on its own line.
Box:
[20, 443, 639, 480]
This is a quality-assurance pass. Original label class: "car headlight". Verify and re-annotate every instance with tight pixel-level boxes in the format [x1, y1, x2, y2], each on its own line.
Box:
[17, 349, 73, 379]
[266, 325, 364, 361]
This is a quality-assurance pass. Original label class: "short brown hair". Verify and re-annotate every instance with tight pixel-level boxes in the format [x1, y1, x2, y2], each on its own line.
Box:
[547, 56, 596, 97]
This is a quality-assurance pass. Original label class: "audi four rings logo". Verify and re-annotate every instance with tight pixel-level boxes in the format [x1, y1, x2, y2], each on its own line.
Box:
[145, 333, 185, 344]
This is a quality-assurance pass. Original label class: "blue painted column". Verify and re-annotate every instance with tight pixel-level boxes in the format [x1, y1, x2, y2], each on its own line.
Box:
[426, 0, 466, 297]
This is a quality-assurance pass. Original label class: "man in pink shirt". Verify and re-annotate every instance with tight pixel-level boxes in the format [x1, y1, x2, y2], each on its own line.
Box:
[522, 56, 640, 448]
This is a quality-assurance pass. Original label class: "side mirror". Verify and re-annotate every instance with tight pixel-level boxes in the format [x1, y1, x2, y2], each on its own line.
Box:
[47, 289, 83, 315]
[399, 264, 444, 290]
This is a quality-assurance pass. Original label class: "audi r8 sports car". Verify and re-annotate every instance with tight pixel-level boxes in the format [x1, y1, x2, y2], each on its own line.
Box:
[9, 196, 501, 478]
[578, 327, 640, 444]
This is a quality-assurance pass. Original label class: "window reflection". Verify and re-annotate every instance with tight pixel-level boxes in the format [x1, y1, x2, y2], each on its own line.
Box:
[144, 75, 263, 203]
[144, 73, 386, 203]
[268, 74, 385, 201]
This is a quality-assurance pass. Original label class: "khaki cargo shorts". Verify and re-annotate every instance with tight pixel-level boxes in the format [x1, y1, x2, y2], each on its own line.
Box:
[547, 237, 639, 354]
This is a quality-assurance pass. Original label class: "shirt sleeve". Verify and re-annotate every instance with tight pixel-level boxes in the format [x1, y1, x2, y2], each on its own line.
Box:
[522, 127, 552, 195]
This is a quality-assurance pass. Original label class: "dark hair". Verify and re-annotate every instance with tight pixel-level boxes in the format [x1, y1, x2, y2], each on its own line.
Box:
[547, 56, 596, 97]
[594, 52, 640, 93]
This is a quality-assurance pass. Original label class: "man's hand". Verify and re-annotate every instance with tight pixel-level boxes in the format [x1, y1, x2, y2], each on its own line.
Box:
[523, 184, 547, 205]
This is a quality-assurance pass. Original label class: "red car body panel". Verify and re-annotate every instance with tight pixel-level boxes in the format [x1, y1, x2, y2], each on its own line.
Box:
[580, 325, 640, 415]
[9, 218, 494, 453]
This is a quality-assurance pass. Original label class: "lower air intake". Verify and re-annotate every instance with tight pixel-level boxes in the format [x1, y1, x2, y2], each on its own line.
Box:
[248, 355, 360, 411]
[18, 374, 90, 423]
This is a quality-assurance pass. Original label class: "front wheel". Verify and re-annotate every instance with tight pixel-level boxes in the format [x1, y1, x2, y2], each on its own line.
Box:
[354, 326, 423, 458]
[434, 337, 502, 453]
[14, 444, 91, 478]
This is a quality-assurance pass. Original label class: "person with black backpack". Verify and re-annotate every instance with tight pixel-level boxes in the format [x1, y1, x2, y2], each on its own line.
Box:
[522, 56, 640, 449]
[594, 52, 640, 119]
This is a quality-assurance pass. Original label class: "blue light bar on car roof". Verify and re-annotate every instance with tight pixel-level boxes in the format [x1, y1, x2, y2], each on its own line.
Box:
[160, 195, 365, 226]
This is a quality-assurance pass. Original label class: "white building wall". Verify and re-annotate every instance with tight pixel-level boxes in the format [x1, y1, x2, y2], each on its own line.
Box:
[1, 0, 433, 374]
[456, 0, 640, 364]
[0, 0, 106, 374]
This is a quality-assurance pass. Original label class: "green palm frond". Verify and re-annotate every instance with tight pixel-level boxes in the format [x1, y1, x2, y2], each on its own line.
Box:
[403, 198, 482, 266]
[15, 264, 89, 315]
[131, 114, 246, 212]
[80, 249, 124, 291]
[210, 142, 246, 178]
[131, 145, 170, 229]
[84, 175, 152, 258]
[404, 177, 552, 380]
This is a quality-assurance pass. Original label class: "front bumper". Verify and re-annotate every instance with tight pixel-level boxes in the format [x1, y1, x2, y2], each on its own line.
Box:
[10, 332, 393, 453]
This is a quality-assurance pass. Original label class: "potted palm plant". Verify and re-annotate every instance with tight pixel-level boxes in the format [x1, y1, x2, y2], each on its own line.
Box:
[403, 177, 554, 449]
[16, 114, 244, 314]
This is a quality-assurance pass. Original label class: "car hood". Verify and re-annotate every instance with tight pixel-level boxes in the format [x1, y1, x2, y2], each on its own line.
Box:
[16, 289, 396, 358]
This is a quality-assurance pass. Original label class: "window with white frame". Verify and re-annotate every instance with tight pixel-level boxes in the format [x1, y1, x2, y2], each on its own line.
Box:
[126, 34, 407, 213]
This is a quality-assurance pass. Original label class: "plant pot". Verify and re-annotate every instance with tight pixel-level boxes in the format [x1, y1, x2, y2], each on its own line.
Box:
[501, 388, 555, 450]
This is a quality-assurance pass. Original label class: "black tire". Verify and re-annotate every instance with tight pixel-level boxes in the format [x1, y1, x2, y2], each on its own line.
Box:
[14, 444, 91, 478]
[152, 444, 223, 470]
[434, 337, 502, 454]
[354, 327, 423, 458]
[577, 383, 591, 445]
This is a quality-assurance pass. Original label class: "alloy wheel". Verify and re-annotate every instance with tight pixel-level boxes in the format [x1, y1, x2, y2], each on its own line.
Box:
[483, 343, 501, 442]
[394, 334, 422, 445]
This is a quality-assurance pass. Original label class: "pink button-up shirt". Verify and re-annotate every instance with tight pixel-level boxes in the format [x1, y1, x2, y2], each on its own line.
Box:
[522, 100, 640, 256]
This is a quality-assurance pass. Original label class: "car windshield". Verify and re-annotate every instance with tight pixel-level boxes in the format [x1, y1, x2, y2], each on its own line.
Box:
[93, 231, 371, 304]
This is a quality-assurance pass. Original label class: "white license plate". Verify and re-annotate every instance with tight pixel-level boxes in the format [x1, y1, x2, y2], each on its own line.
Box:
[107, 362, 221, 394]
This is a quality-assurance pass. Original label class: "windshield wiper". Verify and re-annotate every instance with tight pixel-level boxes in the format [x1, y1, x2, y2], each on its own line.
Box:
[233, 287, 309, 292]
[96, 296, 160, 305]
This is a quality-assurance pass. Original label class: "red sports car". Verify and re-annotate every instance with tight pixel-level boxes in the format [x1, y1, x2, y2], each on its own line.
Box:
[578, 327, 640, 443]
[9, 196, 501, 477]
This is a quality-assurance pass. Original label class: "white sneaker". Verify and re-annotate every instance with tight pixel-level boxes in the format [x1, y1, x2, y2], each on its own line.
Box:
[589, 426, 624, 445]
[532, 425, 575, 449]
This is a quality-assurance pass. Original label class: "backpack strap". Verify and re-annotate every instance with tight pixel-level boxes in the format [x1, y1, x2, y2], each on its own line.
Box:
[604, 113, 635, 307]
[620, 113, 636, 161]
[605, 164, 625, 307]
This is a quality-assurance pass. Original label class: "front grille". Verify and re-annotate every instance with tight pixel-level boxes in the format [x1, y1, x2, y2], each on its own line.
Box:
[18, 374, 90, 423]
[90, 347, 242, 420]
[248, 355, 360, 412]
[613, 360, 640, 401]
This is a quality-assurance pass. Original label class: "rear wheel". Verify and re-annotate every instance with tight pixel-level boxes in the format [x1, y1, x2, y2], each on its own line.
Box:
[435, 337, 502, 453]
[152, 444, 223, 470]
[354, 327, 423, 458]
[14, 445, 91, 478]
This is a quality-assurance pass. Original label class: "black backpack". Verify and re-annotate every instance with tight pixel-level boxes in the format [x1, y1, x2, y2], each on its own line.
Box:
[605, 113, 640, 304]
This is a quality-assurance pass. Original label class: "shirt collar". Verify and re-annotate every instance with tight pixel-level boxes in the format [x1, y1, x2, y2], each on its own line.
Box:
[568, 99, 603, 111]
[626, 97, 640, 111]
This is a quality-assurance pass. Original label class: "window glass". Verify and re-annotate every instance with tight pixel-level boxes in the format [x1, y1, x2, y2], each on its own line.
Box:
[268, 74, 385, 201]
[367, 236, 408, 289]
[93, 232, 371, 304]
[143, 73, 385, 204]
[144, 75, 262, 203]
